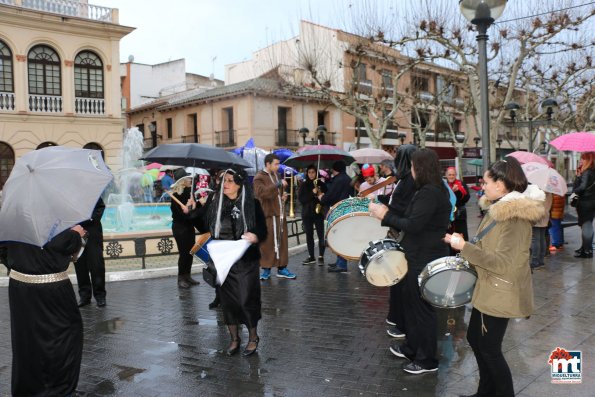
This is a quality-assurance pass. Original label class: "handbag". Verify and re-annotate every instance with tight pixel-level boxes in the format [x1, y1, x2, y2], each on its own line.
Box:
[202, 260, 218, 288]
[569, 193, 579, 208]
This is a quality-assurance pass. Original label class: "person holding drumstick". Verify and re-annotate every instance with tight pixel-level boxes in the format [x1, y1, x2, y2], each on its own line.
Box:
[369, 149, 451, 374]
[445, 158, 544, 397]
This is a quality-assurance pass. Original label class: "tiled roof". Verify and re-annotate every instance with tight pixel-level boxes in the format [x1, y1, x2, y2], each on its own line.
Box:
[155, 77, 328, 110]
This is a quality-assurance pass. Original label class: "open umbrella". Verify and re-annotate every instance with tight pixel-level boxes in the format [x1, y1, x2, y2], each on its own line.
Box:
[467, 159, 483, 167]
[549, 132, 595, 152]
[141, 143, 252, 169]
[506, 151, 553, 167]
[144, 162, 162, 170]
[284, 145, 355, 169]
[0, 146, 113, 247]
[521, 162, 568, 196]
[349, 148, 393, 164]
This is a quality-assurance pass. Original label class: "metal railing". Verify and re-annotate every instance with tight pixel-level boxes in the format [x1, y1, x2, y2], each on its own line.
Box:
[275, 129, 300, 147]
[7, 0, 115, 22]
[28, 94, 62, 113]
[215, 129, 235, 147]
[0, 92, 15, 111]
[181, 135, 199, 143]
[143, 134, 162, 150]
[75, 97, 105, 115]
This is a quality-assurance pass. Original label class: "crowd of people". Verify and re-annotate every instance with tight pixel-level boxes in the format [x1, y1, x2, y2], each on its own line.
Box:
[3, 144, 595, 397]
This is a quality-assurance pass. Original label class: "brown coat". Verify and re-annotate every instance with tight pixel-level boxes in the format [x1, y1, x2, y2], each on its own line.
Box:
[461, 190, 545, 318]
[550, 194, 565, 220]
[253, 170, 288, 268]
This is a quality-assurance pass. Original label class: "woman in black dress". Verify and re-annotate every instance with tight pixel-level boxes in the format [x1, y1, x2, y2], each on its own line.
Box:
[6, 226, 86, 396]
[298, 165, 326, 265]
[204, 167, 267, 356]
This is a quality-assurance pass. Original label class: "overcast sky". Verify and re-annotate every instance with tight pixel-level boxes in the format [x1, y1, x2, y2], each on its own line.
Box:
[93, 0, 345, 80]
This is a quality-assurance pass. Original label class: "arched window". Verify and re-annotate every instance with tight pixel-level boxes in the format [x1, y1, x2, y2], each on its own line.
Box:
[83, 142, 105, 160]
[0, 41, 13, 93]
[0, 142, 15, 191]
[28, 45, 61, 96]
[75, 51, 103, 98]
[36, 141, 58, 150]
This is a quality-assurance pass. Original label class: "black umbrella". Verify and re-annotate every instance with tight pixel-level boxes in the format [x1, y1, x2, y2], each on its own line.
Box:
[141, 143, 252, 169]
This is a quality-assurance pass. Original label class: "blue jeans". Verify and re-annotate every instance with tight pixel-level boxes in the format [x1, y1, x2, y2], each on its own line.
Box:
[335, 255, 347, 269]
[531, 227, 547, 267]
[548, 218, 562, 247]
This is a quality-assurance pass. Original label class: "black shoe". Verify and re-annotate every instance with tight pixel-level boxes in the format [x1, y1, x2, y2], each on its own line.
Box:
[208, 298, 220, 310]
[242, 337, 259, 357]
[186, 275, 200, 285]
[96, 297, 106, 307]
[575, 247, 583, 254]
[328, 266, 347, 273]
[226, 338, 241, 356]
[574, 250, 593, 258]
[302, 256, 316, 265]
[402, 361, 438, 374]
[178, 279, 191, 289]
[317, 256, 325, 266]
[78, 298, 91, 308]
[387, 326, 405, 338]
[389, 342, 410, 360]
[327, 262, 337, 268]
[459, 394, 478, 397]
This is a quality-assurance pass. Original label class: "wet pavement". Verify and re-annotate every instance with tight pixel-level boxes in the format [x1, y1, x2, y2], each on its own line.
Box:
[1, 200, 594, 396]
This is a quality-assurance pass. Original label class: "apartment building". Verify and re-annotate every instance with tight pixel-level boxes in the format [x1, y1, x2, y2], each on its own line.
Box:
[0, 0, 133, 189]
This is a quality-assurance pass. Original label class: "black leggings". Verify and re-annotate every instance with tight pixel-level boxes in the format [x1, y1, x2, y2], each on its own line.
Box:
[467, 308, 514, 397]
[302, 215, 325, 258]
[172, 222, 195, 276]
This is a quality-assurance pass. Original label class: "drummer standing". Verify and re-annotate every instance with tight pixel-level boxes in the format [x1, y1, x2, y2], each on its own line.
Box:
[254, 154, 296, 280]
[318, 160, 352, 272]
[369, 149, 452, 374]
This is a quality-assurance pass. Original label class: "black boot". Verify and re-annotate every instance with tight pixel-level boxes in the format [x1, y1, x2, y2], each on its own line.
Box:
[209, 296, 220, 309]
[177, 275, 191, 289]
[185, 274, 200, 285]
[574, 249, 593, 258]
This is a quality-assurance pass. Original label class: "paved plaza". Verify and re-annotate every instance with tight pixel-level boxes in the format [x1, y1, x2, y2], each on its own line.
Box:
[1, 201, 594, 396]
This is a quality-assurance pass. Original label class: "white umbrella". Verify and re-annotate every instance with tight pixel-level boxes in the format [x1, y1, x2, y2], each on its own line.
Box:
[521, 162, 568, 196]
[349, 148, 393, 164]
[0, 146, 113, 247]
[159, 165, 184, 172]
[185, 167, 210, 175]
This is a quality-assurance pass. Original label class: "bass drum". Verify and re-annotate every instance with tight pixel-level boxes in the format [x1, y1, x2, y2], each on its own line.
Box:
[359, 239, 407, 287]
[418, 256, 477, 308]
[325, 197, 389, 260]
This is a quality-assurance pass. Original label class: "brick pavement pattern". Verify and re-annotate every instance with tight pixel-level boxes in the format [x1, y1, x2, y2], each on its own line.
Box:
[1, 199, 594, 396]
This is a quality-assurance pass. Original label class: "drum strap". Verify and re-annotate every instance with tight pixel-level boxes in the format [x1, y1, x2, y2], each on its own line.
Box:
[471, 221, 497, 244]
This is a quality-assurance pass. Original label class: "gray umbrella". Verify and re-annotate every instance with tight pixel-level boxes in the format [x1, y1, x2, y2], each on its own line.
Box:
[0, 146, 113, 247]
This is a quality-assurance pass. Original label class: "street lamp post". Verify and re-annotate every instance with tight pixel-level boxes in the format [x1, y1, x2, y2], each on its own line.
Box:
[504, 98, 558, 152]
[496, 137, 502, 159]
[460, 0, 507, 172]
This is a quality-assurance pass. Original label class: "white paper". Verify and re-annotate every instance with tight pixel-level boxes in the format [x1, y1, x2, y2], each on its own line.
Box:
[206, 239, 252, 285]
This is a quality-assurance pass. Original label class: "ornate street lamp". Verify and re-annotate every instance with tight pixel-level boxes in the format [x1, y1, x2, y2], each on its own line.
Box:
[148, 122, 157, 149]
[316, 125, 327, 145]
[460, 0, 507, 172]
[505, 98, 558, 152]
[473, 136, 481, 147]
[299, 127, 310, 145]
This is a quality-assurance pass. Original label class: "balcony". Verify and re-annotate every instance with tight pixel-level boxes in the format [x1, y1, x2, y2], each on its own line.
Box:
[357, 80, 373, 96]
[215, 129, 235, 148]
[181, 135, 199, 143]
[418, 91, 434, 102]
[28, 94, 62, 113]
[143, 134, 162, 150]
[275, 129, 300, 147]
[0, 92, 15, 111]
[75, 97, 104, 115]
[6, 0, 116, 22]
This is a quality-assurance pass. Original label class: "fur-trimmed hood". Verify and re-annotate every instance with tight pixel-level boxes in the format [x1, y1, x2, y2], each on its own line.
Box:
[479, 185, 546, 223]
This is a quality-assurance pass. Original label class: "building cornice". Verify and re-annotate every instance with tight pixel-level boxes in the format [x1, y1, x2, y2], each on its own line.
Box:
[0, 4, 134, 39]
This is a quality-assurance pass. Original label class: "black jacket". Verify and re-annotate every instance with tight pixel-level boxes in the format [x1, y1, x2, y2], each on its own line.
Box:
[171, 187, 201, 225]
[573, 168, 595, 200]
[298, 178, 327, 217]
[382, 184, 451, 272]
[387, 173, 416, 216]
[320, 172, 352, 208]
[79, 198, 105, 239]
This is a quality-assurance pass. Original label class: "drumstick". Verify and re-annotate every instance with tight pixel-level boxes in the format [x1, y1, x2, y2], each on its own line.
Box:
[190, 232, 212, 255]
[358, 176, 397, 197]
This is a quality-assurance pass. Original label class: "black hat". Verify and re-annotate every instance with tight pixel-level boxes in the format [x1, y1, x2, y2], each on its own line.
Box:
[332, 160, 346, 173]
[173, 168, 188, 180]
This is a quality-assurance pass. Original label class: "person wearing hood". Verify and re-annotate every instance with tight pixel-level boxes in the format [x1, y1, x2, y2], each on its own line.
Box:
[297, 165, 327, 265]
[378, 144, 417, 339]
[446, 157, 545, 397]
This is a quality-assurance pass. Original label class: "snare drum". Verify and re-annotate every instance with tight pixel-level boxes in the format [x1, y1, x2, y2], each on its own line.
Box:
[325, 197, 389, 260]
[418, 256, 477, 308]
[359, 239, 407, 287]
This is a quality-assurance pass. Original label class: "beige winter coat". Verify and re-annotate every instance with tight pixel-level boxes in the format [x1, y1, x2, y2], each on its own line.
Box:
[461, 187, 545, 318]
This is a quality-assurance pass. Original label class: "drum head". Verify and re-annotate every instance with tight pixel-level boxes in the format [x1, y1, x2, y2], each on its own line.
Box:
[421, 269, 476, 308]
[365, 249, 408, 287]
[326, 214, 388, 260]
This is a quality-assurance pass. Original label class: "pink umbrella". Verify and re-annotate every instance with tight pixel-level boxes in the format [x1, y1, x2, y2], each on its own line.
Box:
[144, 162, 163, 170]
[549, 132, 595, 152]
[506, 151, 553, 167]
[521, 162, 568, 196]
[349, 148, 393, 164]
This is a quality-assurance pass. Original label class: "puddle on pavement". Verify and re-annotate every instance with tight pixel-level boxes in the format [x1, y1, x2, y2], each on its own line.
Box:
[94, 317, 124, 334]
[92, 379, 116, 395]
[114, 363, 176, 383]
[261, 307, 282, 316]
[114, 364, 145, 381]
[196, 318, 218, 326]
[143, 341, 177, 356]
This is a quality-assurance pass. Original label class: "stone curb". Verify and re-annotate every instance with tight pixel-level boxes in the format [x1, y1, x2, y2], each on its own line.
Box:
[0, 242, 310, 287]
